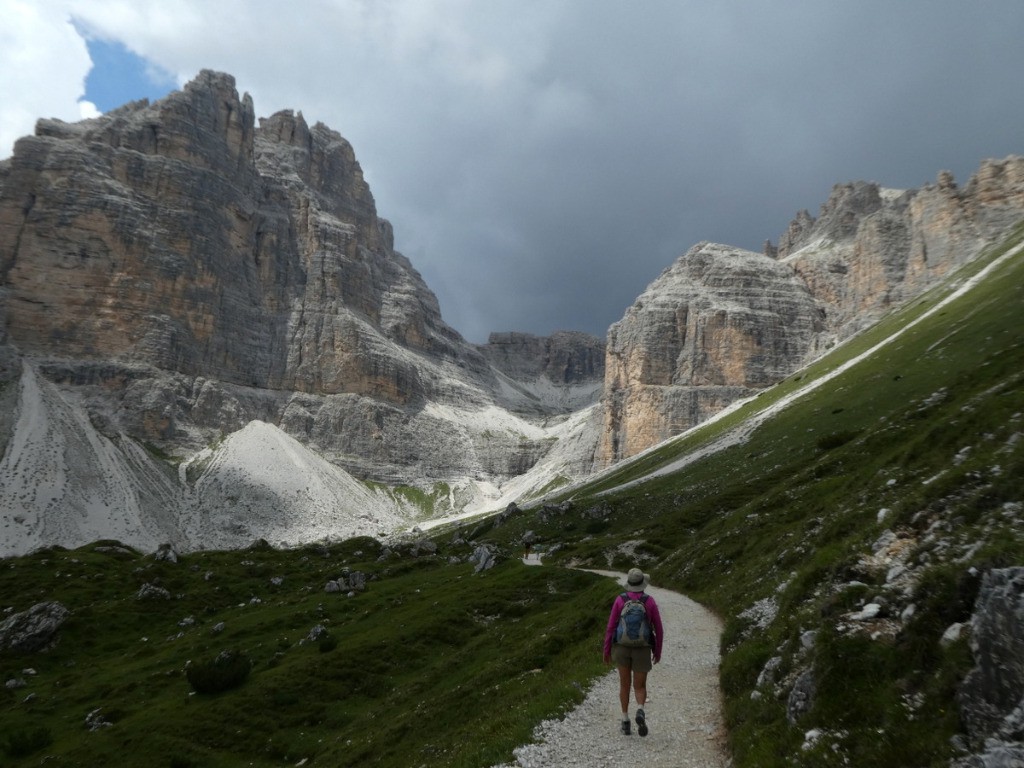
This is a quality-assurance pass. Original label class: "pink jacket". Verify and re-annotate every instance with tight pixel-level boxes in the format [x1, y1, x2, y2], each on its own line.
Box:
[603, 590, 664, 662]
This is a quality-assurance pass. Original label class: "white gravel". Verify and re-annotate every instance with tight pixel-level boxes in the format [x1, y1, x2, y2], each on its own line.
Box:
[493, 567, 729, 768]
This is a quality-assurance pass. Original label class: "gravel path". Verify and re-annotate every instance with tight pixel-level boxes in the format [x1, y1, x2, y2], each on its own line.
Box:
[493, 566, 729, 768]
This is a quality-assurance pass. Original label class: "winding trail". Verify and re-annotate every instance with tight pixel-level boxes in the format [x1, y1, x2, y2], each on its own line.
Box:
[493, 565, 729, 768]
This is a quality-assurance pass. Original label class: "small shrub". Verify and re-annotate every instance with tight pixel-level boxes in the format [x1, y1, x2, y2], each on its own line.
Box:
[721, 638, 773, 697]
[319, 634, 339, 653]
[4, 726, 53, 758]
[816, 430, 860, 451]
[186, 650, 252, 694]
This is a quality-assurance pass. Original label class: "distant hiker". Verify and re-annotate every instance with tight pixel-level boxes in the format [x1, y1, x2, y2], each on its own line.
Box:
[603, 568, 663, 736]
[523, 530, 536, 561]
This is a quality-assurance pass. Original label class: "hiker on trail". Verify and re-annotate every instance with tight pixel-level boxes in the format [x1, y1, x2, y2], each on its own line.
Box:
[602, 568, 664, 737]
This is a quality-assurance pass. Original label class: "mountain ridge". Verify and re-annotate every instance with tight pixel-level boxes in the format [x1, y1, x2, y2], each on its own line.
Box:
[2, 70, 1023, 556]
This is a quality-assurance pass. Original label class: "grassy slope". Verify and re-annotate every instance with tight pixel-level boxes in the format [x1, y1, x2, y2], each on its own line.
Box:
[458, 223, 1024, 766]
[2, 224, 1022, 767]
[1, 540, 608, 767]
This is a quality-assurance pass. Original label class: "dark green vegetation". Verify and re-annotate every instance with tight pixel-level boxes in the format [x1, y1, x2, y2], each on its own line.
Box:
[3, 225, 1023, 766]
[1, 540, 607, 766]
[458, 224, 1024, 766]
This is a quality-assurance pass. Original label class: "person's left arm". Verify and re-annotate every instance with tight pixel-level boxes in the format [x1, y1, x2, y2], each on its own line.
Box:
[648, 597, 665, 662]
[603, 595, 624, 662]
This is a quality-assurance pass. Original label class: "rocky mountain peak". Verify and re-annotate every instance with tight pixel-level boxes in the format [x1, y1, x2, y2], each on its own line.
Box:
[0, 71, 612, 553]
[2, 69, 1023, 555]
[598, 242, 823, 464]
[776, 181, 890, 259]
[599, 158, 1024, 464]
[255, 109, 381, 244]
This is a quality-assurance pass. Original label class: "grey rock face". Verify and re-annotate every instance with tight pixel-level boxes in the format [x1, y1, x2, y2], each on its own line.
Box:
[776, 162, 1024, 343]
[959, 568, 1024, 745]
[481, 331, 604, 384]
[0, 70, 610, 557]
[599, 242, 823, 464]
[0, 601, 70, 653]
[478, 331, 605, 413]
[600, 157, 1024, 465]
[0, 70, 482, 403]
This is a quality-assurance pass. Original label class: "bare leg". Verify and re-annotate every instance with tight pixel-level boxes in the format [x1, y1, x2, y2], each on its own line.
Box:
[616, 665, 632, 714]
[633, 669, 648, 707]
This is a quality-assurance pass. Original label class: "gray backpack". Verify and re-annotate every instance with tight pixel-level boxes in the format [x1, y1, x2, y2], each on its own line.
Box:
[614, 593, 652, 647]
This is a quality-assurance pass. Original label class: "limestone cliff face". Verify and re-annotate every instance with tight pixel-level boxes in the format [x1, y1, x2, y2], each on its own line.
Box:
[0, 70, 588, 517]
[778, 158, 1024, 340]
[598, 243, 823, 464]
[597, 157, 1024, 465]
[0, 71, 480, 401]
[0, 73, 268, 383]
[477, 331, 605, 413]
[480, 331, 604, 384]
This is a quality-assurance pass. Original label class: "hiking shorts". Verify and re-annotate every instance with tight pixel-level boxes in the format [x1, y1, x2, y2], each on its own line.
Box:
[611, 643, 653, 673]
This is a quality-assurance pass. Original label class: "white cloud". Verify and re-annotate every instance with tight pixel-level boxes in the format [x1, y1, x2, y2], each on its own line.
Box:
[0, 0, 93, 157]
[77, 100, 101, 119]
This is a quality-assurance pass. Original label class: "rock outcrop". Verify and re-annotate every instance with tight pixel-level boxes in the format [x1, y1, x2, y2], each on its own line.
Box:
[2, 69, 1023, 553]
[0, 71, 605, 555]
[958, 567, 1024, 762]
[0, 601, 69, 653]
[599, 159, 1024, 464]
[598, 242, 823, 464]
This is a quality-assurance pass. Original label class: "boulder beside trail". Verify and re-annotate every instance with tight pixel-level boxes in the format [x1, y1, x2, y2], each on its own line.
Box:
[0, 601, 70, 653]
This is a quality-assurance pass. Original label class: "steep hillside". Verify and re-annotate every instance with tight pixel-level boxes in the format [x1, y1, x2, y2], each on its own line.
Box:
[469, 224, 1024, 767]
[2, 69, 1023, 563]
[0, 71, 606, 554]
[2, 219, 1019, 768]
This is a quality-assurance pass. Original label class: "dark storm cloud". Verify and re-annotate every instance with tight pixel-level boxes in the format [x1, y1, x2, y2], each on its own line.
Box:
[343, 2, 1024, 341]
[6, 1, 1024, 342]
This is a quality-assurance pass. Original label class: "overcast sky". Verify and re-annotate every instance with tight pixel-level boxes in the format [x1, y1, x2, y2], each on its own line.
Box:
[3, 1, 1023, 343]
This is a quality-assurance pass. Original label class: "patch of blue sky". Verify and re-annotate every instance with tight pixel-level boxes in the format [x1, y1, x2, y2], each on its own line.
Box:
[83, 37, 177, 113]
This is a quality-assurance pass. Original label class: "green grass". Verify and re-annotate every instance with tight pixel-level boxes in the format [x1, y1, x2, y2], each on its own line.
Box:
[1, 541, 609, 767]
[4, 226, 1023, 766]
[452, 224, 1024, 766]
[369, 481, 464, 520]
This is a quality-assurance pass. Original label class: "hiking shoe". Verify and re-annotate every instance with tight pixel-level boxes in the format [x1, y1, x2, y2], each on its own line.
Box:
[621, 719, 631, 736]
[635, 708, 648, 737]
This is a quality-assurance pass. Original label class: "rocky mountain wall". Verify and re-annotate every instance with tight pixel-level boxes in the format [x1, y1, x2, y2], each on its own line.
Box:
[2, 69, 1023, 553]
[0, 72, 489, 400]
[780, 159, 1024, 339]
[598, 242, 823, 464]
[478, 331, 605, 414]
[479, 331, 604, 384]
[598, 158, 1024, 465]
[0, 72, 602, 502]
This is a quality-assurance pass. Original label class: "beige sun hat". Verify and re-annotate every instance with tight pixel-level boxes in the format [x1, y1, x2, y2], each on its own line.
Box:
[625, 568, 650, 592]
